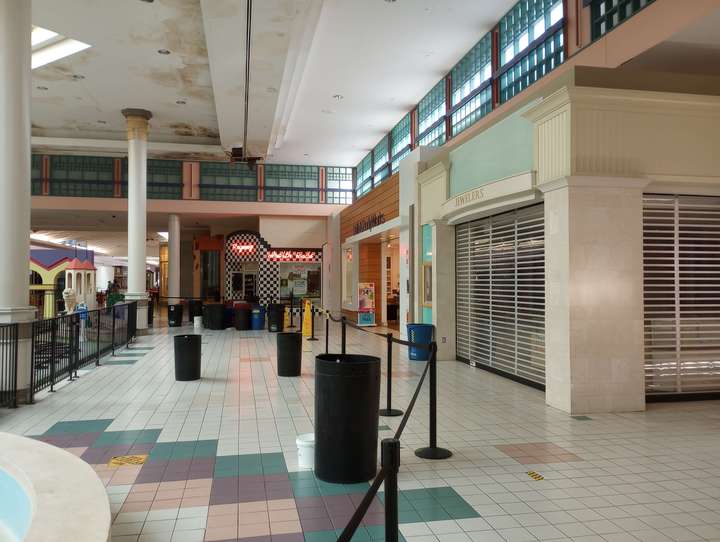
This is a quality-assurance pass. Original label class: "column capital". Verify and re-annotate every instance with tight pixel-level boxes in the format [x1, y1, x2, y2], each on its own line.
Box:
[121, 108, 153, 141]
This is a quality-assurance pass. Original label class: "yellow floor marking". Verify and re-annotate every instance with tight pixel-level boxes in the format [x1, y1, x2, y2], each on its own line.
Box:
[108, 454, 148, 467]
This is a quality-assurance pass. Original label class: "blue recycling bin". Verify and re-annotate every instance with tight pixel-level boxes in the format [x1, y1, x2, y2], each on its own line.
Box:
[251, 305, 266, 330]
[407, 323, 434, 361]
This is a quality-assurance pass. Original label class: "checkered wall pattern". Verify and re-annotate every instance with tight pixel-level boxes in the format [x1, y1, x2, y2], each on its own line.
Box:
[225, 231, 277, 304]
[224, 231, 322, 304]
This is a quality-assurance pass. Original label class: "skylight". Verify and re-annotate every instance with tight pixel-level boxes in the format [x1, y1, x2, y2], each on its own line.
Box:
[31, 26, 91, 70]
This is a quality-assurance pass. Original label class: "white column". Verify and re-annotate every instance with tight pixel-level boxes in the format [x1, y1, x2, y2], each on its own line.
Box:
[122, 108, 152, 330]
[168, 214, 181, 302]
[541, 176, 648, 414]
[430, 220, 456, 361]
[0, 0, 35, 401]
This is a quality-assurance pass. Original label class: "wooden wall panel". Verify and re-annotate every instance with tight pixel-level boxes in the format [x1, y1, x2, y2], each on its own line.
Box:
[340, 174, 399, 243]
[359, 243, 383, 324]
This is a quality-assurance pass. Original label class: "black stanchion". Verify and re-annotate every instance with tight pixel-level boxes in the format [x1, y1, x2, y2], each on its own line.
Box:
[341, 316, 347, 354]
[288, 290, 296, 329]
[379, 333, 403, 417]
[49, 319, 57, 393]
[96, 309, 102, 366]
[382, 438, 400, 542]
[111, 305, 117, 356]
[324, 316, 329, 354]
[415, 343, 452, 460]
[308, 306, 318, 342]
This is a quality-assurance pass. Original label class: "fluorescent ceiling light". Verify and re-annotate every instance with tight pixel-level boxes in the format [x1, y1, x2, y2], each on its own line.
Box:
[32, 38, 91, 70]
[157, 232, 169, 241]
[30, 232, 108, 254]
[31, 26, 59, 48]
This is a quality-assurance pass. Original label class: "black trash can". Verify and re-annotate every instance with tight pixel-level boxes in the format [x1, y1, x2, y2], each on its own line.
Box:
[277, 333, 301, 376]
[234, 305, 251, 331]
[174, 334, 201, 381]
[203, 303, 224, 330]
[168, 304, 183, 327]
[267, 304, 285, 332]
[189, 299, 203, 320]
[315, 354, 381, 483]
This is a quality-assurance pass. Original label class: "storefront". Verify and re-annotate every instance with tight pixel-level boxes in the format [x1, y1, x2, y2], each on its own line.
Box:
[223, 231, 322, 304]
[340, 174, 400, 327]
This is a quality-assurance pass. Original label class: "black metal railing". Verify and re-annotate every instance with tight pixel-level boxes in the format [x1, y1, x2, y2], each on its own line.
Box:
[30, 302, 138, 400]
[0, 324, 19, 408]
[308, 304, 451, 541]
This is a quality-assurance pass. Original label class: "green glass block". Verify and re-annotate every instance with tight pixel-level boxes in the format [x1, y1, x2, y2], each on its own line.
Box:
[49, 155, 115, 198]
[199, 161, 257, 201]
[417, 79, 446, 136]
[31, 155, 42, 195]
[451, 33, 492, 106]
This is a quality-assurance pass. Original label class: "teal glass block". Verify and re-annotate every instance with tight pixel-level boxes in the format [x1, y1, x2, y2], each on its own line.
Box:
[49, 155, 115, 198]
[199, 161, 257, 201]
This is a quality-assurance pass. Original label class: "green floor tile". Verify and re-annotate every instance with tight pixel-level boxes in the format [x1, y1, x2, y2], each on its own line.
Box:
[289, 471, 315, 481]
[44, 419, 113, 435]
[292, 485, 322, 497]
[412, 498, 444, 511]
[104, 359, 138, 365]
[193, 440, 218, 458]
[426, 487, 456, 498]
[148, 442, 174, 460]
[333, 527, 370, 541]
[417, 508, 451, 522]
[444, 503, 480, 519]
[398, 510, 422, 523]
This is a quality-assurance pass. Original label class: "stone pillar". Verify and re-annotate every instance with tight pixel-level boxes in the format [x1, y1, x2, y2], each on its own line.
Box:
[168, 214, 181, 303]
[121, 108, 153, 331]
[430, 219, 456, 361]
[0, 0, 35, 402]
[541, 176, 648, 414]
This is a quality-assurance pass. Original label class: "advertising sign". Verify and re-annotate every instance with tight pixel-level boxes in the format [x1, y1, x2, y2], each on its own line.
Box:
[358, 282, 375, 327]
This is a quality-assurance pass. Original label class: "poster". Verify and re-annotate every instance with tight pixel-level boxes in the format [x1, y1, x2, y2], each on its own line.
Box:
[358, 282, 375, 327]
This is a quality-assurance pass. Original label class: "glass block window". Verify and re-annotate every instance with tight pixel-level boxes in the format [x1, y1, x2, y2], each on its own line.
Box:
[390, 114, 411, 173]
[326, 167, 353, 205]
[452, 85, 493, 136]
[373, 136, 390, 185]
[356, 153, 373, 198]
[199, 161, 257, 201]
[264, 164, 320, 203]
[500, 0, 563, 67]
[499, 29, 564, 104]
[31, 155, 42, 195]
[417, 80, 447, 137]
[122, 159, 182, 199]
[417, 122, 446, 148]
[451, 34, 492, 106]
[49, 155, 115, 197]
[591, 0, 654, 40]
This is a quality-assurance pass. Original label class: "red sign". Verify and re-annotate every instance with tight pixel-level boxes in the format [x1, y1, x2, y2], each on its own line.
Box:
[231, 243, 255, 255]
[266, 250, 320, 262]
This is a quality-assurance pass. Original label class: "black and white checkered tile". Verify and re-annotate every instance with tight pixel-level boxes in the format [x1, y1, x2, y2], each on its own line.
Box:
[224, 230, 323, 304]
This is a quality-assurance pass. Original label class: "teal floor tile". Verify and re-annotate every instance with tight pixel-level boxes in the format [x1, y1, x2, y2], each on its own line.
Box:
[304, 531, 337, 542]
[44, 419, 113, 435]
[444, 503, 480, 519]
[417, 508, 451, 522]
[104, 359, 138, 365]
[398, 510, 422, 523]
[292, 485, 322, 497]
[334, 526, 370, 541]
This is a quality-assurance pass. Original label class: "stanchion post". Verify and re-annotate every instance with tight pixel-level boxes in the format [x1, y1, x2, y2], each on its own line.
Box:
[298, 302, 304, 335]
[379, 333, 403, 417]
[382, 438, 400, 542]
[308, 305, 318, 342]
[341, 316, 347, 354]
[96, 310, 101, 366]
[49, 318, 57, 392]
[288, 290, 295, 329]
[325, 315, 329, 354]
[415, 343, 452, 460]
[111, 305, 117, 356]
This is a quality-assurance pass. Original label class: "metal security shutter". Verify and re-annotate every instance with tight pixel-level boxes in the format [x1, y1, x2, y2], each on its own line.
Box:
[643, 194, 720, 395]
[456, 204, 545, 386]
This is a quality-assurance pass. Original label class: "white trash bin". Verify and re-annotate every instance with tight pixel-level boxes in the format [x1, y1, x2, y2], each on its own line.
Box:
[193, 316, 203, 331]
[296, 433, 315, 470]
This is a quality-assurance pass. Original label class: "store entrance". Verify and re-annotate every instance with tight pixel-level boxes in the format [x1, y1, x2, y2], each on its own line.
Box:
[231, 263, 259, 302]
[384, 239, 400, 330]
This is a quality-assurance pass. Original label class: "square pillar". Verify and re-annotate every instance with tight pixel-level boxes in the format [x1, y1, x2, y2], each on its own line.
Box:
[430, 220, 456, 361]
[541, 176, 648, 414]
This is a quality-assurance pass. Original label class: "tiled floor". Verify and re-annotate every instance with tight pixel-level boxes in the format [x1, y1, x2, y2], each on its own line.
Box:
[2, 323, 720, 541]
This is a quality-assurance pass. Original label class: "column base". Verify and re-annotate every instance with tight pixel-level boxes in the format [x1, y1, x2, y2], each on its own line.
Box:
[124, 293, 149, 331]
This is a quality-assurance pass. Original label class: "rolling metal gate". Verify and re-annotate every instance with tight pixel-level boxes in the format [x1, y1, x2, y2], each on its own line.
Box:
[455, 204, 545, 386]
[643, 194, 720, 396]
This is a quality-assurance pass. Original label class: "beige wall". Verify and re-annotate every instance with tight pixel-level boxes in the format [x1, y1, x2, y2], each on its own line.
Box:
[258, 216, 326, 248]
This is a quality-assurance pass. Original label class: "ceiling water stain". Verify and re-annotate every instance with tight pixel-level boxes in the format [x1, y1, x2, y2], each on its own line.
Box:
[168, 122, 219, 139]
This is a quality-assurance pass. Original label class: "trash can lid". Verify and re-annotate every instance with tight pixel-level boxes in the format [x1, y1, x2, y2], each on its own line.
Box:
[296, 433, 315, 445]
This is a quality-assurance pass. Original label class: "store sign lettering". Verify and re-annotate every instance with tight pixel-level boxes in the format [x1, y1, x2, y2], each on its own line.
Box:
[266, 250, 320, 262]
[353, 212, 385, 235]
[231, 243, 255, 255]
[454, 189, 484, 208]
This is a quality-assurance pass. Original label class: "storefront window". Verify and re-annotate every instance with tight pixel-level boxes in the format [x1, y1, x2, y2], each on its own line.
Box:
[343, 248, 354, 307]
[279, 262, 321, 300]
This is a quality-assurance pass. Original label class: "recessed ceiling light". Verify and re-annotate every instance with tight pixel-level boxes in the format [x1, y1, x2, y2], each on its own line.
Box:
[97, 120, 107, 124]
[332, 94, 343, 101]
[175, 99, 186, 105]
[36, 85, 48, 91]
[158, 49, 171, 55]
[304, 153, 309, 157]
[321, 109, 335, 115]
[71, 74, 85, 80]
